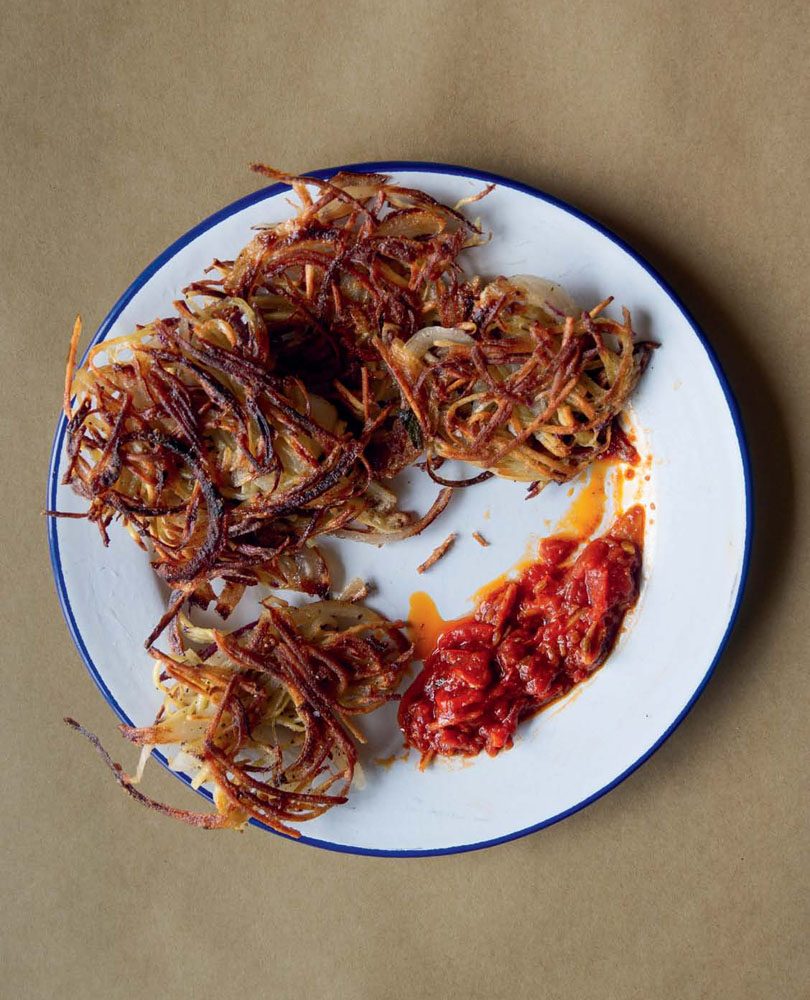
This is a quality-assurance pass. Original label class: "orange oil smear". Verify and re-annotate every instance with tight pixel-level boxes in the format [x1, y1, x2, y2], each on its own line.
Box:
[554, 460, 610, 539]
[470, 532, 543, 605]
[544, 680, 590, 718]
[408, 591, 463, 662]
[373, 749, 410, 769]
[614, 464, 624, 512]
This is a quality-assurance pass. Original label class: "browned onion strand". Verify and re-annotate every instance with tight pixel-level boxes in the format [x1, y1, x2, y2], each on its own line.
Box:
[64, 717, 231, 829]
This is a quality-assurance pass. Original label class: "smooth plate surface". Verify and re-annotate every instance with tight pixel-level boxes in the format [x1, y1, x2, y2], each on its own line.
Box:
[47, 163, 751, 855]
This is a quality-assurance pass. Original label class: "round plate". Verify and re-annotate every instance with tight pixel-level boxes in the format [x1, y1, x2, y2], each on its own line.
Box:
[47, 163, 752, 856]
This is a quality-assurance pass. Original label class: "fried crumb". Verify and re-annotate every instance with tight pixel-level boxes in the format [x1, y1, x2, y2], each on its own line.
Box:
[417, 532, 457, 574]
[472, 531, 489, 547]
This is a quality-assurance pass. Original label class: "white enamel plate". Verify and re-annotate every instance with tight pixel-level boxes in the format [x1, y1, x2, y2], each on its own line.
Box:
[48, 163, 751, 856]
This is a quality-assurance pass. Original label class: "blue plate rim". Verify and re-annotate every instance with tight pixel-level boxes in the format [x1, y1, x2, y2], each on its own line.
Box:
[47, 160, 754, 858]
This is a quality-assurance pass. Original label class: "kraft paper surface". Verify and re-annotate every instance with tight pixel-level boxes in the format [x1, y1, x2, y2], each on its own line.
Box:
[1, 2, 807, 997]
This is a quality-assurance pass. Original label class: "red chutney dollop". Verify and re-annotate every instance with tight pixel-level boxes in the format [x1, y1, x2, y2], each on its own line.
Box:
[398, 506, 645, 764]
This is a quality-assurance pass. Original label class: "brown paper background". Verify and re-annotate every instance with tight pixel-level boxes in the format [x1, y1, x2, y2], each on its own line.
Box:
[1, 2, 807, 997]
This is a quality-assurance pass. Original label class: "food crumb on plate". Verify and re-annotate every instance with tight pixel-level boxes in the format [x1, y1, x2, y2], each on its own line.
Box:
[417, 533, 457, 574]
